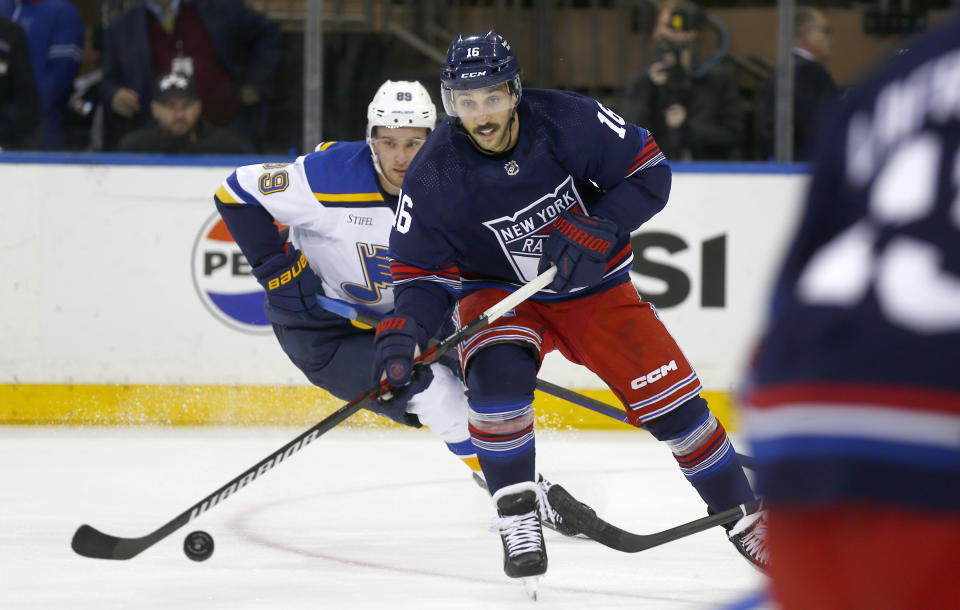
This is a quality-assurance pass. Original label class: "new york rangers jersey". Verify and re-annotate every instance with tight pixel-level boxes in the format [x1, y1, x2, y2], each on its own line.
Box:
[215, 141, 398, 314]
[390, 88, 671, 332]
[745, 17, 960, 511]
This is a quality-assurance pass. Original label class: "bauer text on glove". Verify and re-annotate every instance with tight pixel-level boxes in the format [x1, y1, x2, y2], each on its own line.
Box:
[251, 246, 325, 316]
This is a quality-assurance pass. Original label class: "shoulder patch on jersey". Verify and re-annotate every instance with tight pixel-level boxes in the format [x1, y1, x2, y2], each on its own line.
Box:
[303, 140, 388, 208]
[219, 170, 261, 206]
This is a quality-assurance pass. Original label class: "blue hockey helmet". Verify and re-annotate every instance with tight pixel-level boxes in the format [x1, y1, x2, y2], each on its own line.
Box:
[440, 30, 522, 118]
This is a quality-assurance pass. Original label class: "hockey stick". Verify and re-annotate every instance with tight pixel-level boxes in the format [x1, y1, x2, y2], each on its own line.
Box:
[547, 483, 763, 553]
[315, 294, 383, 327]
[313, 297, 756, 470]
[532, 379, 756, 470]
[315, 295, 633, 419]
[71, 266, 558, 560]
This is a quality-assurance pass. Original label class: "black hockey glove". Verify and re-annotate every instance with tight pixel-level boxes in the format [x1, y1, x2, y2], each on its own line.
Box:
[538, 209, 618, 294]
[251, 246, 326, 318]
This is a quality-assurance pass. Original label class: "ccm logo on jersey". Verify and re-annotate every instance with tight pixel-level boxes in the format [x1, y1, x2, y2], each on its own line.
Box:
[267, 253, 309, 290]
[630, 360, 678, 389]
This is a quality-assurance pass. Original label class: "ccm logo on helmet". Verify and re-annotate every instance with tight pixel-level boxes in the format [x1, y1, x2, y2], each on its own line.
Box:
[461, 71, 487, 78]
[630, 360, 678, 390]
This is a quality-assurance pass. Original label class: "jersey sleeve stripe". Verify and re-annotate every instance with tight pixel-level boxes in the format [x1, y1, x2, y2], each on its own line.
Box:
[390, 260, 462, 291]
[214, 184, 241, 204]
[390, 260, 459, 280]
[314, 192, 384, 202]
[605, 244, 633, 271]
[748, 384, 960, 416]
[392, 275, 462, 291]
[625, 137, 664, 176]
[225, 171, 261, 206]
[49, 44, 83, 61]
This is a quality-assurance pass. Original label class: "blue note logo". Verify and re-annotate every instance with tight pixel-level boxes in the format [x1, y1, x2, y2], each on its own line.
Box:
[191, 211, 271, 334]
[341, 243, 391, 304]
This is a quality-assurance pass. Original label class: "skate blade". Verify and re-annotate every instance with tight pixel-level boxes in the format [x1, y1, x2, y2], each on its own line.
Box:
[522, 576, 540, 601]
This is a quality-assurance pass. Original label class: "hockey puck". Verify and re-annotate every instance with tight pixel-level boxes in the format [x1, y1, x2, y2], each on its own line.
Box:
[183, 530, 214, 561]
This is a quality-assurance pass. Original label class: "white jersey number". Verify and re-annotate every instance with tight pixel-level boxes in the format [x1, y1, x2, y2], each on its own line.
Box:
[797, 132, 960, 333]
[395, 193, 414, 234]
[596, 102, 626, 139]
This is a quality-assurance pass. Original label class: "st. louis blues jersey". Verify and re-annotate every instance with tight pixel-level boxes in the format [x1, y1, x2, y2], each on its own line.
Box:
[390, 88, 671, 333]
[745, 17, 960, 511]
[214, 141, 397, 314]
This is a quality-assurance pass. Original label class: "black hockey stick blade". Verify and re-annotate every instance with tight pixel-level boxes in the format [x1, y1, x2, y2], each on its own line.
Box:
[70, 391, 373, 560]
[71, 524, 169, 560]
[547, 484, 763, 553]
[72, 525, 124, 559]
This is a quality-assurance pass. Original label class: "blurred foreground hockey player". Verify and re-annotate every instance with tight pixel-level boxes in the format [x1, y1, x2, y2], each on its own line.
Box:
[213, 79, 578, 536]
[371, 32, 766, 591]
[743, 15, 960, 610]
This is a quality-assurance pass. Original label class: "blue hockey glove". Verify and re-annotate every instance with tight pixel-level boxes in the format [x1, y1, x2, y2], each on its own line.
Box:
[372, 314, 426, 390]
[538, 209, 618, 294]
[251, 246, 325, 317]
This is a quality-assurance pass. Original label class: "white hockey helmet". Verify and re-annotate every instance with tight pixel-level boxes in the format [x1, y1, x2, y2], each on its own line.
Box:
[366, 80, 436, 188]
[365, 80, 437, 141]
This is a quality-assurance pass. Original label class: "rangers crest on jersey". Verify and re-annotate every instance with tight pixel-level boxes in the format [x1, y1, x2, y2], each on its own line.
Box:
[482, 175, 585, 281]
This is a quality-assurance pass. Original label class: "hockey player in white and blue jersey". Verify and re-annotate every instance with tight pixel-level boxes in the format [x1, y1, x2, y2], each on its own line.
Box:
[212, 80, 581, 535]
[213, 80, 483, 466]
[372, 32, 765, 587]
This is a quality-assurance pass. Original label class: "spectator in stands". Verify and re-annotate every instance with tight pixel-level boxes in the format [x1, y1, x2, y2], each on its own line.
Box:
[621, 0, 744, 161]
[117, 71, 254, 153]
[101, 0, 281, 151]
[63, 25, 105, 151]
[760, 6, 840, 161]
[0, 15, 41, 150]
[1, 0, 84, 149]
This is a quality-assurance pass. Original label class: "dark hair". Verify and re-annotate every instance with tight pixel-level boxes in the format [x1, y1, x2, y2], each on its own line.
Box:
[794, 6, 822, 39]
[666, 1, 705, 32]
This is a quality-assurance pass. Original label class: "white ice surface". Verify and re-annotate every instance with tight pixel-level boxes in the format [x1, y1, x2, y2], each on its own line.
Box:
[0, 427, 771, 609]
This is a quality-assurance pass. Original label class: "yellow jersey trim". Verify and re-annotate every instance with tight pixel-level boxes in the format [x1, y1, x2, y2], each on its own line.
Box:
[313, 192, 385, 202]
[215, 185, 241, 204]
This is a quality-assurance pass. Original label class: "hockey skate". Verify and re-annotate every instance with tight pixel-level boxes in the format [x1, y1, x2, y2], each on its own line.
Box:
[477, 473, 592, 539]
[718, 508, 769, 571]
[491, 481, 548, 599]
[537, 474, 592, 537]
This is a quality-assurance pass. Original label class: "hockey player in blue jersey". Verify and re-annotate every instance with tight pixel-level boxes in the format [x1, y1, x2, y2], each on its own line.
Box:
[372, 31, 766, 588]
[213, 79, 580, 536]
[744, 15, 960, 609]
